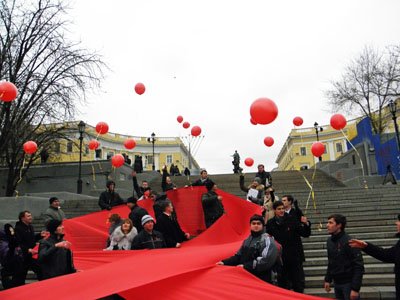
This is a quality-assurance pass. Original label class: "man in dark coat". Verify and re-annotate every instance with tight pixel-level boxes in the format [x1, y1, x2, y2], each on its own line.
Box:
[127, 197, 148, 233]
[217, 215, 280, 283]
[201, 180, 225, 228]
[38, 220, 76, 280]
[0, 224, 24, 289]
[98, 180, 124, 210]
[255, 164, 272, 187]
[266, 200, 311, 293]
[349, 214, 399, 300]
[131, 215, 166, 250]
[155, 201, 190, 248]
[14, 211, 42, 285]
[281, 194, 310, 289]
[132, 171, 151, 198]
[324, 214, 364, 300]
[191, 169, 213, 186]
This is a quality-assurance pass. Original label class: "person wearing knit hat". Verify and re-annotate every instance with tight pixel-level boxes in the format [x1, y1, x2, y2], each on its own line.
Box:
[239, 173, 265, 205]
[217, 214, 280, 284]
[44, 197, 66, 225]
[38, 219, 76, 280]
[126, 197, 148, 233]
[131, 215, 166, 250]
[141, 215, 155, 226]
[201, 180, 224, 228]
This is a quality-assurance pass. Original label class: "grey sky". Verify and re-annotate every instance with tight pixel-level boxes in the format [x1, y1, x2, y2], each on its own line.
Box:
[70, 0, 400, 173]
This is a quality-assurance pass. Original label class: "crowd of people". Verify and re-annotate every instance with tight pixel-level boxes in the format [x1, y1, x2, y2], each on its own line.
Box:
[0, 164, 399, 300]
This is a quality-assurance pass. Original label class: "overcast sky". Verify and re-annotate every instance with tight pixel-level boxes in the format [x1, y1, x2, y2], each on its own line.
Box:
[70, 0, 400, 174]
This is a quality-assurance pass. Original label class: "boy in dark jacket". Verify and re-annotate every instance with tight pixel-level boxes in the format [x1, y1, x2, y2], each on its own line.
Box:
[131, 215, 166, 250]
[98, 180, 124, 210]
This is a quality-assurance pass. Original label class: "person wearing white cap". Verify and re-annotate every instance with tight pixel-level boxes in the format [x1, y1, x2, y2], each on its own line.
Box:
[131, 215, 166, 250]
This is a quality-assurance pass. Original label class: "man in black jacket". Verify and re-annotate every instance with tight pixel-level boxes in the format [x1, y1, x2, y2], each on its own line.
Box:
[191, 169, 213, 186]
[155, 201, 190, 248]
[201, 180, 225, 228]
[98, 180, 124, 210]
[217, 215, 280, 283]
[132, 171, 151, 198]
[349, 214, 400, 300]
[38, 220, 76, 280]
[324, 214, 364, 300]
[127, 197, 148, 233]
[131, 215, 166, 250]
[266, 200, 311, 293]
[255, 164, 272, 187]
[14, 211, 43, 285]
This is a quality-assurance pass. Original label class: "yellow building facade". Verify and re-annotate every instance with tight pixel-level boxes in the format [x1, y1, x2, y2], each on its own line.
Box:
[276, 98, 400, 171]
[275, 120, 357, 171]
[45, 122, 200, 172]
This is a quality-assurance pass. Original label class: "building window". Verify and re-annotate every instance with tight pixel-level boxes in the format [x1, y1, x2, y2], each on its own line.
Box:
[106, 152, 114, 160]
[336, 143, 343, 153]
[166, 155, 172, 164]
[84, 144, 89, 155]
[53, 142, 60, 153]
[324, 144, 327, 154]
[67, 141, 73, 153]
[95, 149, 102, 159]
[300, 147, 307, 156]
[146, 155, 153, 166]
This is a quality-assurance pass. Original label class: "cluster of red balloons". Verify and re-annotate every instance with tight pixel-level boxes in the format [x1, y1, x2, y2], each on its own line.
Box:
[23, 141, 37, 154]
[134, 83, 145, 95]
[177, 115, 202, 137]
[0, 81, 18, 102]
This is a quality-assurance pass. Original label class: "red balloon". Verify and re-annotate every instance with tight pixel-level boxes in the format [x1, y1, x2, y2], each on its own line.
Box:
[191, 126, 202, 137]
[293, 116, 303, 126]
[311, 142, 325, 157]
[135, 83, 145, 95]
[263, 136, 274, 147]
[124, 138, 136, 150]
[0, 81, 18, 102]
[250, 118, 257, 125]
[249, 98, 278, 125]
[330, 114, 347, 130]
[182, 121, 190, 129]
[244, 157, 254, 167]
[177, 115, 183, 123]
[23, 141, 37, 154]
[95, 122, 109, 135]
[88, 140, 100, 150]
[111, 154, 125, 168]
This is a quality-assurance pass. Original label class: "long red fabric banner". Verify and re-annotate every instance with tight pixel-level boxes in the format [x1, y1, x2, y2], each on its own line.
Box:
[0, 187, 325, 300]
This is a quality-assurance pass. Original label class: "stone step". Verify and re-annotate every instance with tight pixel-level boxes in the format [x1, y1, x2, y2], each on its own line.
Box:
[308, 225, 396, 236]
[304, 263, 394, 276]
[304, 255, 383, 267]
[305, 286, 396, 299]
[303, 238, 397, 250]
[305, 231, 395, 243]
[305, 274, 394, 288]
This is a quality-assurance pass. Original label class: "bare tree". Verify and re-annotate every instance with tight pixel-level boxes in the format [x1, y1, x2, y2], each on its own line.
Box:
[0, 0, 105, 196]
[326, 45, 400, 135]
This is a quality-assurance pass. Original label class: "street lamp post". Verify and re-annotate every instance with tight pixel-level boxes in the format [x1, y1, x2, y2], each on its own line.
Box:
[77, 121, 86, 194]
[389, 99, 400, 151]
[314, 122, 323, 162]
[147, 132, 156, 171]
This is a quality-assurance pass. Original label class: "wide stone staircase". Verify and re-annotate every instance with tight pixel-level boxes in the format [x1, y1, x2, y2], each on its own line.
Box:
[1, 170, 398, 299]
